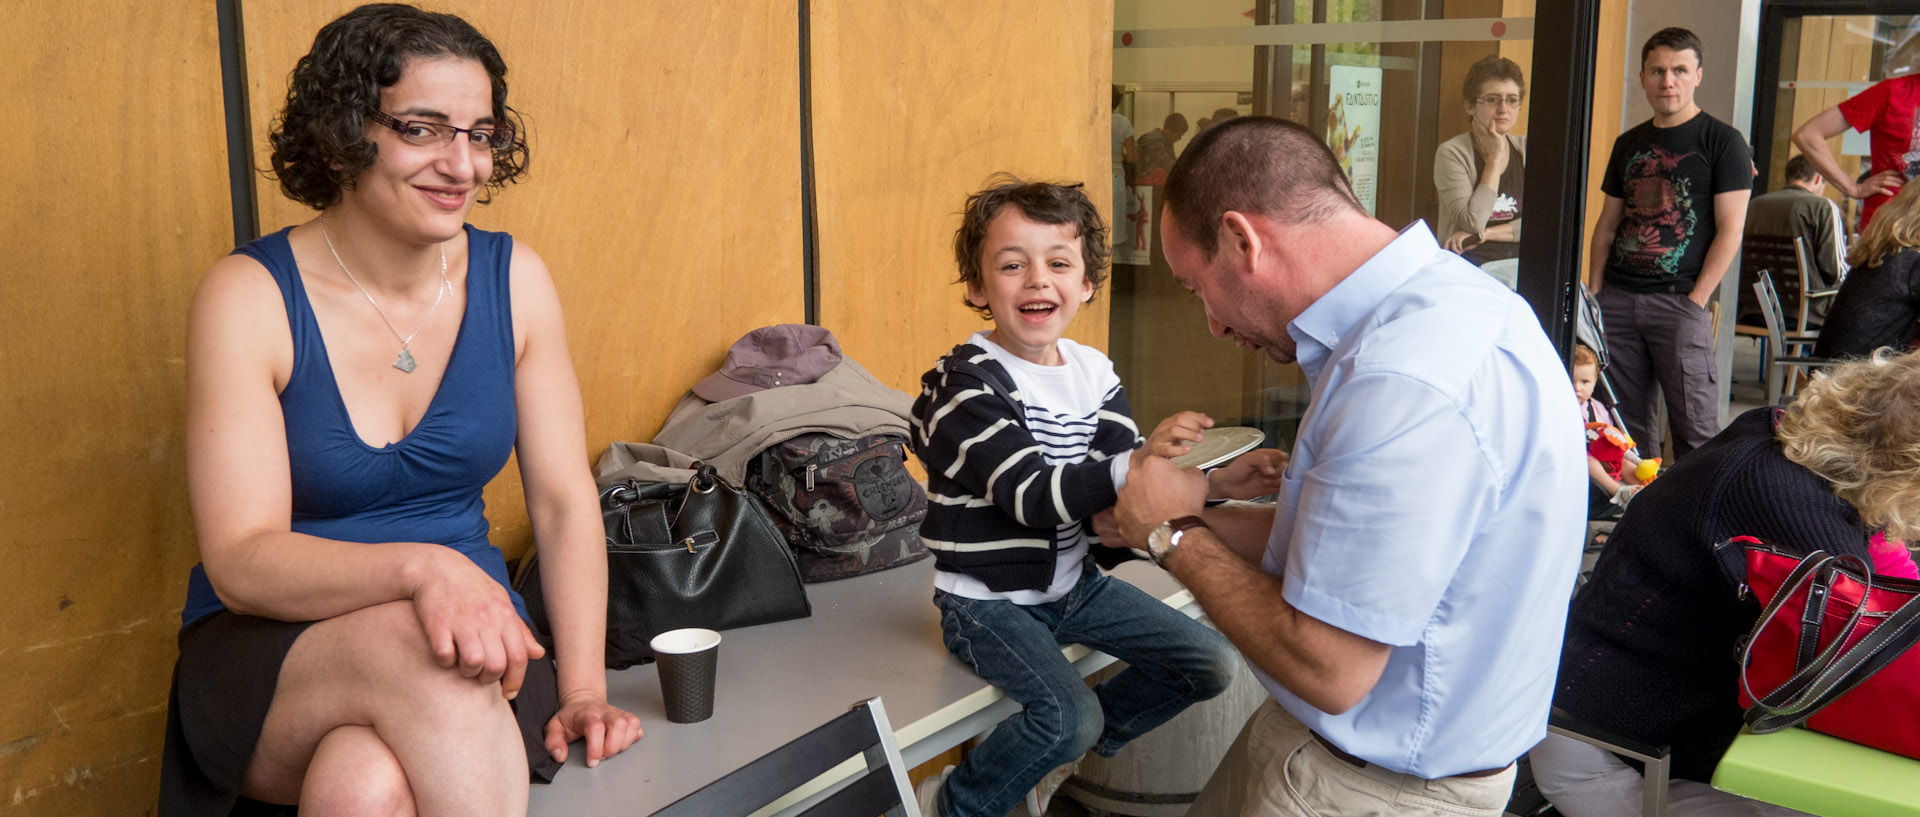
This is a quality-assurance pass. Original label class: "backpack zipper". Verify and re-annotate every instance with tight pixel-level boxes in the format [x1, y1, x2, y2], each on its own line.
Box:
[805, 464, 817, 491]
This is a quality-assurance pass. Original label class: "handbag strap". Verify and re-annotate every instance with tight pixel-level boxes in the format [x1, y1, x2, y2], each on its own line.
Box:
[1741, 550, 1917, 731]
[1738, 551, 1869, 720]
[1746, 580, 1920, 732]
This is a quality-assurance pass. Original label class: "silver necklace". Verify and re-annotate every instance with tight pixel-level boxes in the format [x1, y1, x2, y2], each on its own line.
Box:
[318, 216, 449, 374]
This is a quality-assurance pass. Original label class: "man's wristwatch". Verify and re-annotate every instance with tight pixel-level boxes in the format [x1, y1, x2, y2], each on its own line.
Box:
[1146, 515, 1210, 566]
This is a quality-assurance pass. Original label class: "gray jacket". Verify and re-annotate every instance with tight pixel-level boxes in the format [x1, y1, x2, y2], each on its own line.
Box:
[649, 357, 913, 484]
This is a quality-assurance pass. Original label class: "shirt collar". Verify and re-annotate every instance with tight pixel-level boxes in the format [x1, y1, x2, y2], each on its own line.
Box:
[1289, 220, 1439, 380]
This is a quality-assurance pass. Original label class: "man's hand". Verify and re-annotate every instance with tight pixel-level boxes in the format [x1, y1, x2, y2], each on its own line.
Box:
[1208, 449, 1287, 500]
[1851, 168, 1904, 200]
[1089, 508, 1131, 549]
[1115, 454, 1209, 546]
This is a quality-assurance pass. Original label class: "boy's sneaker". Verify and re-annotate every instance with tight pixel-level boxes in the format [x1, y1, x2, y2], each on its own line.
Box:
[1025, 760, 1078, 817]
[915, 765, 953, 817]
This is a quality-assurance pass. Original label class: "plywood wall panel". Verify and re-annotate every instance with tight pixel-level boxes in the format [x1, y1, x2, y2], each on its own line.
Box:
[1583, 0, 1630, 286]
[0, 3, 230, 811]
[243, 1, 804, 555]
[809, 1, 1113, 396]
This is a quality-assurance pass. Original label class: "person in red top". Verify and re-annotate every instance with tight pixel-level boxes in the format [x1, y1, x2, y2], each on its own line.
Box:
[1792, 74, 1920, 228]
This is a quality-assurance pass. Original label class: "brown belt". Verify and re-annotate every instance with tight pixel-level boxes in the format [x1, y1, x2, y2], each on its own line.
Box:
[1309, 731, 1511, 780]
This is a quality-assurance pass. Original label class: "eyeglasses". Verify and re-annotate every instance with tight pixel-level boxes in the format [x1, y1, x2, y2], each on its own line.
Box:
[1475, 94, 1523, 109]
[367, 110, 515, 151]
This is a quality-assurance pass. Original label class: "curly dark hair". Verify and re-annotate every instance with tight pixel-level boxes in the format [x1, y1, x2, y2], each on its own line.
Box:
[268, 3, 529, 210]
[1462, 55, 1525, 103]
[952, 175, 1111, 320]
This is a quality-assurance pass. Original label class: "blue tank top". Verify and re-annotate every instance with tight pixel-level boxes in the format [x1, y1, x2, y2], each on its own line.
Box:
[180, 225, 526, 626]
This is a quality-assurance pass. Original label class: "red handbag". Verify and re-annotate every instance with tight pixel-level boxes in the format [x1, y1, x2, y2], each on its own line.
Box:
[1728, 536, 1920, 760]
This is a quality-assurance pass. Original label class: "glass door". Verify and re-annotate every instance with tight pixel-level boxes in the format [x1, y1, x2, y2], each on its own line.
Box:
[1754, 3, 1920, 233]
[1110, 0, 1593, 450]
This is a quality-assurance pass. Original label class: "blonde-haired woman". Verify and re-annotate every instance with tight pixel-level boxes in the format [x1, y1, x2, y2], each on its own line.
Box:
[1533, 350, 1920, 817]
[1815, 180, 1920, 358]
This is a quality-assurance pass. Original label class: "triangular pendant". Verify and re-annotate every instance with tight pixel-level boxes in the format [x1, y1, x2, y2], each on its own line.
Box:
[393, 347, 418, 373]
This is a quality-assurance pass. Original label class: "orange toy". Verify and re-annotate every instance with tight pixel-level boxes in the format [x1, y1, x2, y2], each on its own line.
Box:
[1635, 457, 1661, 484]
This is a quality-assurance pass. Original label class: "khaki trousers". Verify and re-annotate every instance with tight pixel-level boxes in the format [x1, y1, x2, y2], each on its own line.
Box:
[1188, 699, 1515, 817]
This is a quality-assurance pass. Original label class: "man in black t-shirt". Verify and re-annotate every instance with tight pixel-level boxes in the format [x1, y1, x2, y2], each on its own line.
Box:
[1589, 27, 1751, 459]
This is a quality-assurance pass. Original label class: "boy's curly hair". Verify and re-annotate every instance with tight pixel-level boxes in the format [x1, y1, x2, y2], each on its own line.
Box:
[951, 175, 1110, 319]
[267, 3, 529, 210]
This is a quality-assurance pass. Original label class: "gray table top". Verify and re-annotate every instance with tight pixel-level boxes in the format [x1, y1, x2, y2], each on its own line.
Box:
[528, 557, 1188, 815]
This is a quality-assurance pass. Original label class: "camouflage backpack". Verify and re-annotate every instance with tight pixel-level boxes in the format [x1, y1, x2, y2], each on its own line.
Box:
[746, 432, 929, 582]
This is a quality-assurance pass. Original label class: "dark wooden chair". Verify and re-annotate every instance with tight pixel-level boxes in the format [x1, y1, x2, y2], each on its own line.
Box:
[652, 697, 919, 817]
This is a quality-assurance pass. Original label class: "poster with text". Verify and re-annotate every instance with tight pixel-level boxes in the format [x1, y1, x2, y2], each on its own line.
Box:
[1327, 65, 1382, 215]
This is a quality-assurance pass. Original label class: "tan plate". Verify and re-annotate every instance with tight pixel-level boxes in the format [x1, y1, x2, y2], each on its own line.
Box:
[1168, 426, 1265, 470]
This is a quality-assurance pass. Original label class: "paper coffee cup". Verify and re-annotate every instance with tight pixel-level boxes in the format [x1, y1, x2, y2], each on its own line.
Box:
[651, 628, 721, 723]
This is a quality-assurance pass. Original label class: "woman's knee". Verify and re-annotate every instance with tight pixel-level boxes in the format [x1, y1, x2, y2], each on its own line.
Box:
[281, 601, 508, 722]
[301, 725, 415, 817]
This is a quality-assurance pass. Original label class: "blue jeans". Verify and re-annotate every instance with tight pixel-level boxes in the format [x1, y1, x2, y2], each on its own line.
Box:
[932, 560, 1239, 817]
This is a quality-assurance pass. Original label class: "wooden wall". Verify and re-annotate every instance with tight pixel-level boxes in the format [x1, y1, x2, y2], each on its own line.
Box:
[810, 1, 1114, 394]
[2, 2, 1106, 813]
[1774, 16, 1876, 198]
[1583, 0, 1630, 286]
[241, 0, 805, 553]
[0, 3, 232, 810]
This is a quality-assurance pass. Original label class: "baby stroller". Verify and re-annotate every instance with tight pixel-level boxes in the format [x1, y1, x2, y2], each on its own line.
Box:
[1574, 285, 1641, 461]
[1574, 286, 1645, 569]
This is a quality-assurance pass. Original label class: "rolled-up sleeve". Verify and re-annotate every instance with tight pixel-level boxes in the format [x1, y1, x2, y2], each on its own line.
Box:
[1279, 371, 1498, 646]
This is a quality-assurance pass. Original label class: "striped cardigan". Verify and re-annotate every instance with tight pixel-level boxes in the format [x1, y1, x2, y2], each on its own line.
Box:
[909, 343, 1143, 591]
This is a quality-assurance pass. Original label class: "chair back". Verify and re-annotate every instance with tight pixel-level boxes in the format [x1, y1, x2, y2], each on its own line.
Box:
[1740, 234, 1816, 333]
[1753, 271, 1789, 353]
[653, 697, 919, 817]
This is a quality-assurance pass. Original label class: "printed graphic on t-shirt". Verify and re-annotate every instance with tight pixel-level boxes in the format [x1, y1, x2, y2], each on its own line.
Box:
[1613, 145, 1698, 277]
[1489, 192, 1519, 222]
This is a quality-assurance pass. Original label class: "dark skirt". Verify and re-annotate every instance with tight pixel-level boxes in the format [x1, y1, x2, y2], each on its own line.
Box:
[160, 611, 562, 816]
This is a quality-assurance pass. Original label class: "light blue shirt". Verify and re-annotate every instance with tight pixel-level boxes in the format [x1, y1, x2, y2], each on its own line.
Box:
[1256, 222, 1587, 778]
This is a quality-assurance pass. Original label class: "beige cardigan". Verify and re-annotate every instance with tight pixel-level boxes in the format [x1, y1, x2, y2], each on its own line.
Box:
[1434, 131, 1526, 241]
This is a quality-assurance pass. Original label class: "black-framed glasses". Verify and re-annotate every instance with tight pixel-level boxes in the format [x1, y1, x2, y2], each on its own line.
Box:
[1475, 94, 1524, 109]
[367, 110, 515, 150]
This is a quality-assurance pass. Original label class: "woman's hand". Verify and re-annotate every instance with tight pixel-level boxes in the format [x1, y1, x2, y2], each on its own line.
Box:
[1470, 119, 1509, 177]
[1444, 230, 1483, 254]
[408, 548, 546, 697]
[1207, 449, 1288, 500]
[1144, 411, 1214, 461]
[545, 691, 643, 768]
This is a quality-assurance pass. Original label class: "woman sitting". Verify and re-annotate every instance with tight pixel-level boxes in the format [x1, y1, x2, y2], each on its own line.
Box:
[161, 5, 638, 814]
[1815, 180, 1920, 359]
[1533, 350, 1920, 817]
[1435, 55, 1527, 266]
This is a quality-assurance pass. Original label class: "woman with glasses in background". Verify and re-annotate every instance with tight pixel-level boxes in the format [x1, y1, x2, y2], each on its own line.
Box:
[161, 5, 638, 815]
[1436, 55, 1529, 267]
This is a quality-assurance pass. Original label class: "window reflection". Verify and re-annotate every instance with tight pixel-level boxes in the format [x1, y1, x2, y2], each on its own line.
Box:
[1110, 2, 1535, 448]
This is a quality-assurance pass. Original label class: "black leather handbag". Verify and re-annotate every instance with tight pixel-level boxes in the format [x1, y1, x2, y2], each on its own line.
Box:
[515, 464, 812, 668]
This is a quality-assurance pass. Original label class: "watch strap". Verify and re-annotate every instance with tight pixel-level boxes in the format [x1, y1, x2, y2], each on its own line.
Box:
[1153, 515, 1210, 565]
